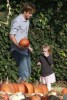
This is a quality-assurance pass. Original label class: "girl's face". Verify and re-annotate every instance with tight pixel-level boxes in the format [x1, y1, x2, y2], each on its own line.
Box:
[42, 48, 50, 56]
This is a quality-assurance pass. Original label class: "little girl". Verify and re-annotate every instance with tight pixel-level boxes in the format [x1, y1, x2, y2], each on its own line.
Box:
[37, 44, 56, 91]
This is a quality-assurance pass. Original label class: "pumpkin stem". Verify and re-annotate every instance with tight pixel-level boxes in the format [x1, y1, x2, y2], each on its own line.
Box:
[34, 80, 39, 86]
[17, 77, 27, 83]
[6, 76, 9, 84]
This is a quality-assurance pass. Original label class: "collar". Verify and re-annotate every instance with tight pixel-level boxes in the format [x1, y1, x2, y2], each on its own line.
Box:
[21, 14, 29, 22]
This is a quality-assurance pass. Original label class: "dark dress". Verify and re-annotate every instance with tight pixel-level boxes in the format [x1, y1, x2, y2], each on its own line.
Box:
[39, 54, 54, 77]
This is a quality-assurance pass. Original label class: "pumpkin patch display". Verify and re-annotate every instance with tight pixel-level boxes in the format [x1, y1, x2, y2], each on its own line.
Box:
[0, 80, 66, 100]
[19, 38, 30, 47]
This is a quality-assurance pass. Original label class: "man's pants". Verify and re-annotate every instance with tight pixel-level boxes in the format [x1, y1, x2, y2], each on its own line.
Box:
[12, 50, 31, 81]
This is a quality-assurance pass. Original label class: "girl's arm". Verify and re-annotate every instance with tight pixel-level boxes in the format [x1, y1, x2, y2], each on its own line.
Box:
[46, 55, 54, 65]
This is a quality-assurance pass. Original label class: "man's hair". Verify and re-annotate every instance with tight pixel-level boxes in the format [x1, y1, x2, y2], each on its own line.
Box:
[22, 2, 36, 14]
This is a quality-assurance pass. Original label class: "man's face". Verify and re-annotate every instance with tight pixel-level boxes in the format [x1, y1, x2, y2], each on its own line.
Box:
[24, 11, 33, 20]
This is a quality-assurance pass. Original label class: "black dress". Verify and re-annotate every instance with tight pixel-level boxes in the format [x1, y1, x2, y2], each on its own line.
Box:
[39, 54, 54, 77]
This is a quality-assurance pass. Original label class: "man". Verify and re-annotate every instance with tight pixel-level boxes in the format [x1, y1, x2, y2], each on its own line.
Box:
[9, 2, 36, 81]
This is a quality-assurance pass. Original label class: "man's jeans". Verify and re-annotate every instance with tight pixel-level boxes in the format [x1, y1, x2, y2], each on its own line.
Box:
[12, 50, 31, 81]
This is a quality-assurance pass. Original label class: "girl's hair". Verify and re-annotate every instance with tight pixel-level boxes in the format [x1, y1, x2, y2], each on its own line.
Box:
[22, 2, 36, 14]
[42, 44, 52, 54]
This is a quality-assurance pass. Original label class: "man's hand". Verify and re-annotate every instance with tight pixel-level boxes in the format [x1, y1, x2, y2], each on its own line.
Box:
[28, 46, 33, 53]
[9, 34, 20, 48]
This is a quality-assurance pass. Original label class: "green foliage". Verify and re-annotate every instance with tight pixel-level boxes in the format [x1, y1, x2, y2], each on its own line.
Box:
[0, 0, 67, 82]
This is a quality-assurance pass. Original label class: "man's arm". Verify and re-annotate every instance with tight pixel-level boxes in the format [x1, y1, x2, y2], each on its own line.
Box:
[9, 34, 20, 48]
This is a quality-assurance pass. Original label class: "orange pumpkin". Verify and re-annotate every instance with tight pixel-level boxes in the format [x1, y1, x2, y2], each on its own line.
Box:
[61, 88, 67, 95]
[0, 83, 15, 93]
[12, 83, 19, 93]
[41, 95, 48, 100]
[22, 81, 34, 95]
[34, 85, 43, 94]
[19, 38, 30, 47]
[8, 83, 16, 93]
[38, 84, 48, 94]
[18, 83, 28, 93]
[30, 94, 41, 100]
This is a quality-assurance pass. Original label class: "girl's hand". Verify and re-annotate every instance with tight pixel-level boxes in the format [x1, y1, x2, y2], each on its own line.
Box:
[37, 62, 41, 66]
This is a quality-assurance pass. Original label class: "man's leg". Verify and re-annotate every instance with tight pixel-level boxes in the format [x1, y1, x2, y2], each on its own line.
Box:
[12, 50, 31, 81]
[27, 54, 31, 77]
[12, 50, 20, 65]
[18, 55, 31, 81]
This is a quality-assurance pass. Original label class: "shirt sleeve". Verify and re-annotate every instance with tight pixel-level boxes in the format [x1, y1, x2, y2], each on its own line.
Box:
[10, 20, 19, 35]
[39, 56, 42, 62]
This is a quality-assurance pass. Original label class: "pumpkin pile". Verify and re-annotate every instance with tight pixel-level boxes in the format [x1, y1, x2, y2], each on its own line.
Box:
[0, 80, 48, 100]
[0, 80, 67, 100]
[0, 81, 48, 95]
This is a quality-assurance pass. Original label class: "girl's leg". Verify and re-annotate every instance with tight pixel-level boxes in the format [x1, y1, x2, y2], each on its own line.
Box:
[40, 76, 46, 84]
[47, 82, 51, 91]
